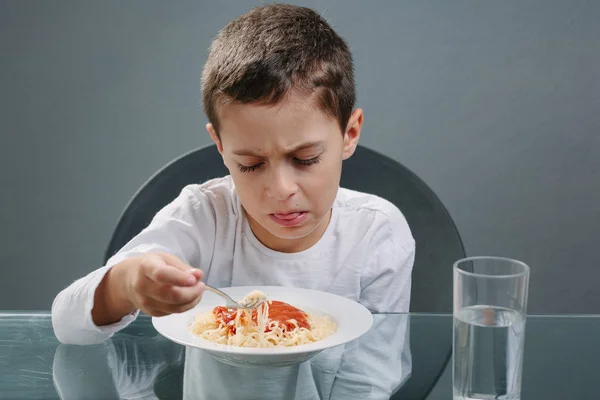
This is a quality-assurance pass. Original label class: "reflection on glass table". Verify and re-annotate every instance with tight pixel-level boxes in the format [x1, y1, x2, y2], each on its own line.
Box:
[53, 314, 410, 400]
[1, 313, 598, 399]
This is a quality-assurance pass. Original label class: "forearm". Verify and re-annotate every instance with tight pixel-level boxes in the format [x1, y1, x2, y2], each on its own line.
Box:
[91, 259, 136, 326]
[52, 263, 139, 345]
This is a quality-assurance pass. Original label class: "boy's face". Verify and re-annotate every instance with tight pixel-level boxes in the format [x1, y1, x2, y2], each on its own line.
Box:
[208, 92, 362, 253]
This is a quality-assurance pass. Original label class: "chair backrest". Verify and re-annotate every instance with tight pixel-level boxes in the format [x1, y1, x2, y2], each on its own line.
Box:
[104, 144, 229, 264]
[339, 146, 464, 400]
[339, 145, 465, 313]
[104, 143, 465, 400]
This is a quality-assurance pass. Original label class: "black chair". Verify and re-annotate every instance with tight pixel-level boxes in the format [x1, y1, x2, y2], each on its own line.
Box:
[104, 143, 465, 399]
[104, 144, 228, 264]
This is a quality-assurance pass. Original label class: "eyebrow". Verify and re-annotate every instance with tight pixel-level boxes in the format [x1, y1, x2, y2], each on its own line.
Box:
[232, 141, 325, 157]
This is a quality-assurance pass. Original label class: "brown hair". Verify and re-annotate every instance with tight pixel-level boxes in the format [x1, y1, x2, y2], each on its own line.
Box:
[201, 4, 355, 136]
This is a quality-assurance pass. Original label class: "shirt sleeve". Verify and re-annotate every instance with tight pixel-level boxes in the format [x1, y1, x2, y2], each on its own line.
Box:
[329, 214, 415, 399]
[52, 185, 217, 345]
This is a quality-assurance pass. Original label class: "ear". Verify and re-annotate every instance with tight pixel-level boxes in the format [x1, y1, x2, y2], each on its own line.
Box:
[342, 108, 363, 160]
[206, 123, 223, 154]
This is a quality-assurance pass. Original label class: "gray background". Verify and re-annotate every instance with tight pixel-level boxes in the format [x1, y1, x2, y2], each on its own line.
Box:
[1, 0, 598, 316]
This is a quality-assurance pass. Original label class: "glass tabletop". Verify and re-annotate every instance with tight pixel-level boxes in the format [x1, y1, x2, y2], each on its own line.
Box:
[0, 313, 598, 399]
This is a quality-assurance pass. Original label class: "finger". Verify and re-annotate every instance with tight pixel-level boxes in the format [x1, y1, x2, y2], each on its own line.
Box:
[158, 252, 195, 272]
[146, 309, 169, 317]
[157, 252, 204, 282]
[146, 262, 197, 287]
[149, 281, 205, 305]
[144, 283, 205, 315]
[165, 290, 204, 314]
[136, 295, 169, 316]
[137, 293, 196, 317]
[190, 268, 203, 280]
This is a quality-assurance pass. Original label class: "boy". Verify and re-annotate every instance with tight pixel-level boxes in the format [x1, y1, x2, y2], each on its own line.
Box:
[52, 4, 414, 399]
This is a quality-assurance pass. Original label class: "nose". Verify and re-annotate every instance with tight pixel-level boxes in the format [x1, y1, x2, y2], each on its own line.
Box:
[266, 165, 298, 201]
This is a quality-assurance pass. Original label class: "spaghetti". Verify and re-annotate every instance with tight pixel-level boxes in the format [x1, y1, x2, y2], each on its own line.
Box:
[189, 290, 336, 347]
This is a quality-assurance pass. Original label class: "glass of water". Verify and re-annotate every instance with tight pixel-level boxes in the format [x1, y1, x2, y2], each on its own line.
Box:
[453, 257, 530, 400]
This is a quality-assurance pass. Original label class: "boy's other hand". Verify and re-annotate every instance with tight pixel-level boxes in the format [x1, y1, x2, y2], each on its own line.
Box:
[124, 252, 205, 317]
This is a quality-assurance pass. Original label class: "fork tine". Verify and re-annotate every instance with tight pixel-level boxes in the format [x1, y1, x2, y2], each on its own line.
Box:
[204, 284, 267, 309]
[244, 299, 263, 309]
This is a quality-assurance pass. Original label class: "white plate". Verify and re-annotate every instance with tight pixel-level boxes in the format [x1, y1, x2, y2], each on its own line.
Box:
[152, 286, 373, 367]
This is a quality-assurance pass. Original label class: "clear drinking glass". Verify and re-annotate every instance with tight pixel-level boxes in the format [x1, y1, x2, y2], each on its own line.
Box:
[453, 256, 530, 400]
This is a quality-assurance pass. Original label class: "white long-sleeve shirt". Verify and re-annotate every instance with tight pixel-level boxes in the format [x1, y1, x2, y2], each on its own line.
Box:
[52, 175, 415, 399]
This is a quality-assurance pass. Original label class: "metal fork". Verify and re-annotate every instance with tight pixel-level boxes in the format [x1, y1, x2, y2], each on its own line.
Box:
[204, 285, 265, 309]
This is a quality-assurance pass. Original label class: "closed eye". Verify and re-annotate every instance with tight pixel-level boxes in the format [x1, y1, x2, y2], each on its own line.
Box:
[294, 155, 322, 166]
[237, 155, 321, 173]
[238, 163, 263, 173]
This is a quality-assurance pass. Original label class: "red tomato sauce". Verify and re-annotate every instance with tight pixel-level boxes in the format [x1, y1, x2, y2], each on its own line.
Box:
[213, 301, 310, 334]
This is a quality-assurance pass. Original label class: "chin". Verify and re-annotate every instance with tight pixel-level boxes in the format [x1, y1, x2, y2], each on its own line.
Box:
[268, 224, 316, 241]
[266, 212, 330, 241]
